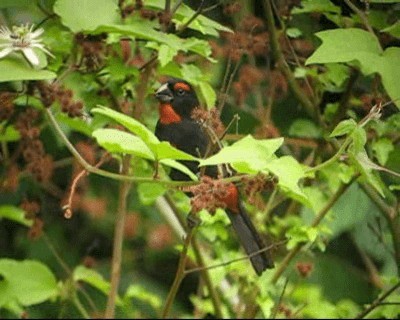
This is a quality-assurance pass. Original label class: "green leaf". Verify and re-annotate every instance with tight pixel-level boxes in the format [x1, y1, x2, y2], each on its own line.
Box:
[159, 159, 198, 181]
[56, 113, 93, 137]
[306, 29, 382, 70]
[329, 119, 357, 137]
[0, 56, 56, 83]
[292, 0, 340, 14]
[54, 0, 120, 33]
[0, 259, 58, 308]
[307, 29, 400, 108]
[286, 27, 303, 38]
[73, 265, 111, 297]
[289, 119, 322, 138]
[350, 126, 367, 154]
[199, 135, 284, 173]
[92, 128, 155, 160]
[264, 156, 309, 205]
[372, 138, 394, 165]
[199, 81, 217, 108]
[158, 44, 178, 67]
[91, 106, 160, 146]
[155, 141, 197, 161]
[0, 205, 32, 227]
[144, 0, 232, 36]
[0, 124, 20, 142]
[286, 225, 318, 249]
[349, 152, 385, 197]
[382, 21, 400, 38]
[95, 23, 182, 49]
[124, 284, 162, 310]
[138, 183, 166, 205]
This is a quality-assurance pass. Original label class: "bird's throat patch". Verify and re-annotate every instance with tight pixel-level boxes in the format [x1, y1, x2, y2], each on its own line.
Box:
[159, 103, 182, 124]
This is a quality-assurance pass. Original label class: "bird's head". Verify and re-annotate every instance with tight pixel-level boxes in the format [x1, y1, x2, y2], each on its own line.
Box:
[155, 78, 199, 124]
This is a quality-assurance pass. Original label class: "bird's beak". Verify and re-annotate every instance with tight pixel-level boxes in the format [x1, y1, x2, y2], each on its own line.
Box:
[155, 83, 173, 103]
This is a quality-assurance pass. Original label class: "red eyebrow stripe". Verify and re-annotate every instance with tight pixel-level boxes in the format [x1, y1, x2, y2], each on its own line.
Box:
[174, 82, 191, 91]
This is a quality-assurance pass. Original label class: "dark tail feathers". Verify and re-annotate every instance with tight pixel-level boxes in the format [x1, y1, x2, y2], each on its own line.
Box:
[226, 203, 274, 275]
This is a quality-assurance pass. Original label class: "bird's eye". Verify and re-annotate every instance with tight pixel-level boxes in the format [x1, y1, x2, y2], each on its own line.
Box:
[177, 88, 185, 96]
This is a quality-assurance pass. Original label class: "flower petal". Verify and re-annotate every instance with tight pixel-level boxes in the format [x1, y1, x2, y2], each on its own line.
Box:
[32, 43, 55, 58]
[29, 27, 44, 39]
[22, 47, 39, 65]
[0, 47, 13, 59]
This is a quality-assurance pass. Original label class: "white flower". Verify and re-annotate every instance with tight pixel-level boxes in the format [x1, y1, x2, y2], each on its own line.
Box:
[0, 23, 54, 66]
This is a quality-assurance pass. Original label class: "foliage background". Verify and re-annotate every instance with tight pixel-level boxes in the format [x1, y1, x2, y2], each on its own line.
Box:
[0, 0, 400, 319]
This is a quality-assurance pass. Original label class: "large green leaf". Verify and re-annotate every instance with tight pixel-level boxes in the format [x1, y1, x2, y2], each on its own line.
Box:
[92, 128, 155, 160]
[91, 106, 198, 179]
[0, 259, 58, 308]
[199, 135, 284, 172]
[91, 106, 160, 146]
[73, 265, 111, 297]
[0, 205, 32, 227]
[0, 56, 56, 83]
[54, 0, 120, 33]
[292, 0, 340, 14]
[95, 23, 182, 49]
[306, 28, 382, 70]
[306, 29, 400, 108]
[144, 0, 232, 36]
[264, 156, 309, 205]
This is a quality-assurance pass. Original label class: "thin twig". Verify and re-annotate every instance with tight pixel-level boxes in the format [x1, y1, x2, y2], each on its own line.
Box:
[105, 155, 132, 318]
[271, 278, 289, 319]
[185, 240, 286, 274]
[343, 0, 376, 38]
[161, 227, 195, 318]
[271, 176, 357, 284]
[163, 194, 223, 318]
[176, 0, 205, 35]
[262, 0, 317, 121]
[354, 281, 400, 319]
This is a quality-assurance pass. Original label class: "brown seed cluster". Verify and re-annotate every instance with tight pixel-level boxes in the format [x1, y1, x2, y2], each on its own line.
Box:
[296, 261, 313, 277]
[191, 107, 226, 138]
[184, 176, 236, 214]
[75, 33, 107, 71]
[241, 173, 277, 205]
[20, 199, 43, 240]
[35, 81, 84, 117]
[233, 64, 265, 106]
[0, 92, 16, 121]
[15, 108, 54, 182]
[214, 15, 269, 62]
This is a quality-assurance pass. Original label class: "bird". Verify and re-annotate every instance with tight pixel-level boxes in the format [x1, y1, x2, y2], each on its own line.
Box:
[154, 78, 274, 275]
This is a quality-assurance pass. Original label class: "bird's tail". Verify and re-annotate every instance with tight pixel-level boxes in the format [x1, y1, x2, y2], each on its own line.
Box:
[226, 202, 274, 275]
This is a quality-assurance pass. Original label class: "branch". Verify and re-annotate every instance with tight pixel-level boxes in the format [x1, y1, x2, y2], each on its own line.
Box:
[355, 281, 400, 319]
[271, 176, 357, 284]
[262, 0, 318, 121]
[161, 226, 195, 318]
[360, 182, 400, 274]
[343, 0, 376, 39]
[105, 155, 132, 318]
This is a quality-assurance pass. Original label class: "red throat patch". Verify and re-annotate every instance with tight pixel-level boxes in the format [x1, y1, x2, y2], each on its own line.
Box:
[159, 103, 182, 124]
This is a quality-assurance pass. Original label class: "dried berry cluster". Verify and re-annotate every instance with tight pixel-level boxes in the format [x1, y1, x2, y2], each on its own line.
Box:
[296, 261, 313, 277]
[241, 173, 277, 205]
[191, 107, 226, 138]
[0, 92, 16, 121]
[20, 199, 43, 240]
[36, 81, 84, 117]
[75, 33, 107, 71]
[119, 0, 172, 29]
[184, 176, 238, 214]
[16, 108, 54, 182]
[211, 15, 269, 62]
